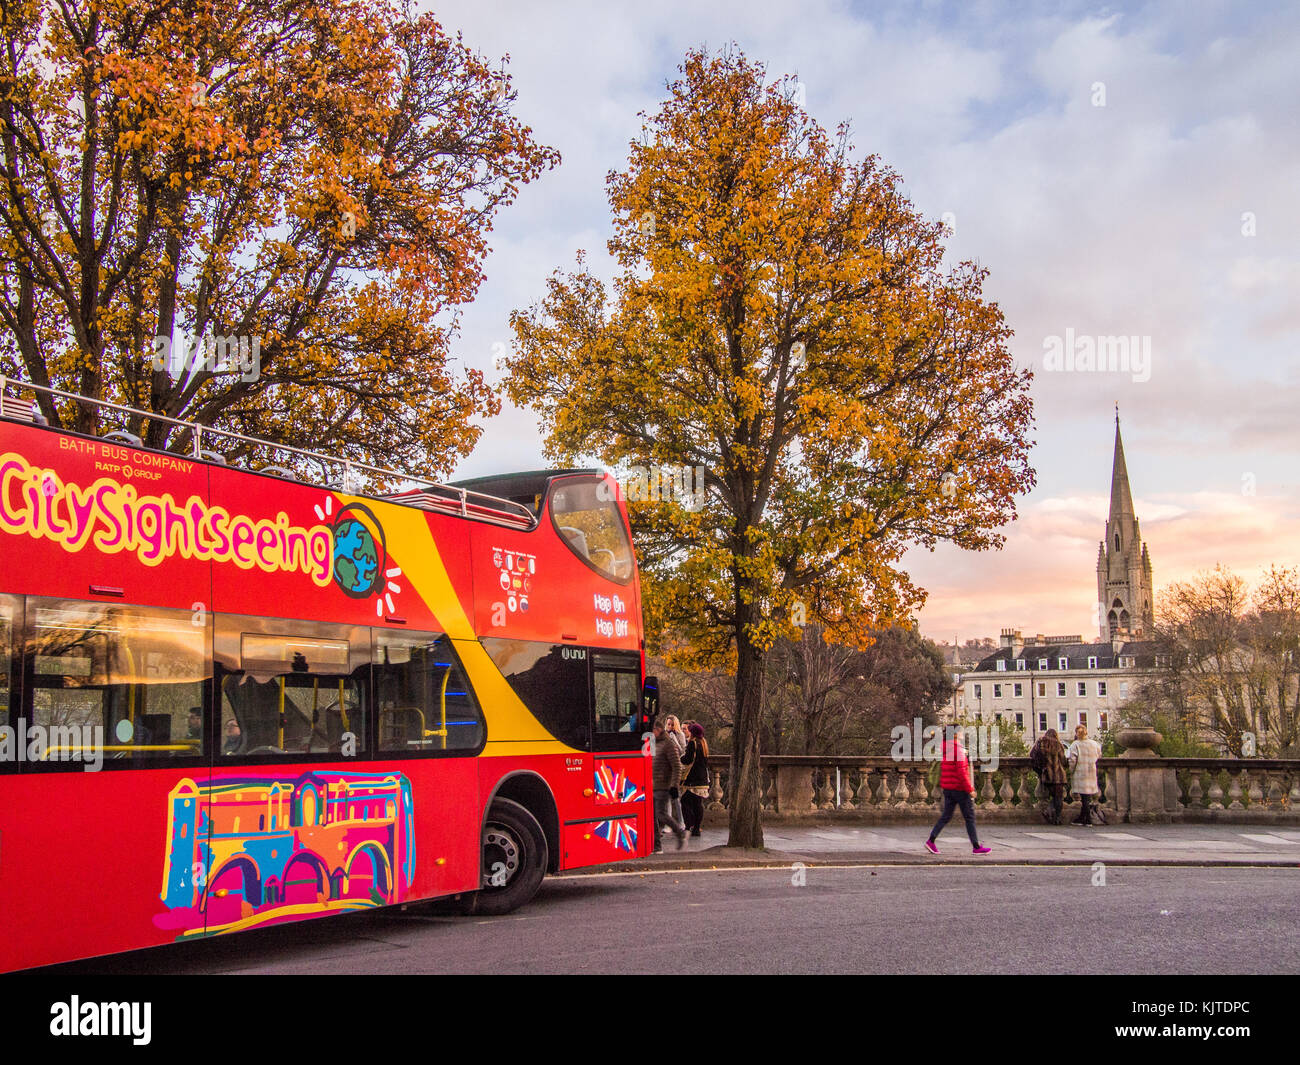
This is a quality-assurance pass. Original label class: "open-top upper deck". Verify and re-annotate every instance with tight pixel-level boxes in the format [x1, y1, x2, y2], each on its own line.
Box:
[0, 375, 536, 531]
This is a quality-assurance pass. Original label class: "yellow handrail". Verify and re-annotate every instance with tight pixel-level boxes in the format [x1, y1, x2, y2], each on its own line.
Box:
[43, 744, 194, 757]
[277, 676, 286, 749]
[438, 667, 450, 750]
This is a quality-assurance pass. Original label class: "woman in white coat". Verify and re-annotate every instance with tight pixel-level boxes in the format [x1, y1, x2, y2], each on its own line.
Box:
[1067, 724, 1103, 826]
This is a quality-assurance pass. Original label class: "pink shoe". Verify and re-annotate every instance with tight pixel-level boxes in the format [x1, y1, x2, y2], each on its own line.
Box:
[972, 845, 991, 854]
[924, 839, 939, 854]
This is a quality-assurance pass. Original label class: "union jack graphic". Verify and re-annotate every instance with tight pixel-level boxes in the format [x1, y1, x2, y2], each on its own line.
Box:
[591, 818, 638, 853]
[593, 763, 645, 805]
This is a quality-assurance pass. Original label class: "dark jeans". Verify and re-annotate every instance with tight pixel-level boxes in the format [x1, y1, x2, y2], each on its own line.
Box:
[681, 790, 704, 833]
[1076, 793, 1094, 825]
[1046, 783, 1064, 823]
[654, 789, 684, 845]
[929, 789, 980, 847]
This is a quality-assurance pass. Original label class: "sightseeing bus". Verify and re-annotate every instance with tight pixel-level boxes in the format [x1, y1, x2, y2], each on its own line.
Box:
[0, 379, 656, 972]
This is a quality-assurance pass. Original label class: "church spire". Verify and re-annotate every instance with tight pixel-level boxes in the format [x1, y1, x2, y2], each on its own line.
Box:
[1109, 408, 1135, 523]
[1097, 408, 1154, 641]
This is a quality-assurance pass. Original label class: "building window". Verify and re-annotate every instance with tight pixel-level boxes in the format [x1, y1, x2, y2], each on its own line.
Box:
[1077, 681, 1087, 697]
[1119, 655, 1134, 668]
[996, 659, 1006, 672]
[1058, 657, 1068, 670]
[1015, 659, 1026, 671]
[1038, 712, 1048, 732]
[973, 684, 982, 699]
[1087, 656, 1098, 669]
[994, 711, 1003, 722]
[993, 683, 1002, 698]
[1099, 711, 1109, 731]
[1036, 658, 1047, 671]
[1097, 681, 1107, 697]
[1119, 682, 1129, 698]
[1013, 683, 1023, 698]
[1056, 682, 1067, 697]
[1014, 712, 1024, 730]
[1079, 711, 1088, 729]
[1037, 682, 1047, 697]
[1058, 712, 1068, 731]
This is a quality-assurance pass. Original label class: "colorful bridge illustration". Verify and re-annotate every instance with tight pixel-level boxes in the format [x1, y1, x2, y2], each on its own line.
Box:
[158, 770, 415, 938]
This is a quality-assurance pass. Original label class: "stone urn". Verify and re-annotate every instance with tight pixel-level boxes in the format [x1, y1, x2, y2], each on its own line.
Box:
[1116, 726, 1162, 758]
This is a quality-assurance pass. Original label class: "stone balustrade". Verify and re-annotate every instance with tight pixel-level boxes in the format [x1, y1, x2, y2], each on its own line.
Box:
[695, 755, 1300, 824]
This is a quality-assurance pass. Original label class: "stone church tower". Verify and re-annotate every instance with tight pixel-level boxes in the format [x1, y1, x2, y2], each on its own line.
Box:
[1096, 413, 1154, 640]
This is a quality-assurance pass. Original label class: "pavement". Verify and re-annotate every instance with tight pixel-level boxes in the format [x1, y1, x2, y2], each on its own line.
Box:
[566, 822, 1300, 872]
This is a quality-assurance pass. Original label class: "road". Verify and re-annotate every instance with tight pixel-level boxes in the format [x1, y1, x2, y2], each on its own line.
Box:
[49, 865, 1300, 975]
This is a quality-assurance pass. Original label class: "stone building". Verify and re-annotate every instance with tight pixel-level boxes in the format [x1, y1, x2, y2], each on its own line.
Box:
[956, 628, 1158, 743]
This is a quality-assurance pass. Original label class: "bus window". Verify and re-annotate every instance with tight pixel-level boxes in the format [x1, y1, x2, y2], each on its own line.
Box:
[375, 631, 483, 753]
[549, 478, 634, 583]
[481, 638, 590, 751]
[26, 599, 208, 763]
[216, 619, 367, 758]
[0, 595, 18, 765]
[592, 649, 641, 750]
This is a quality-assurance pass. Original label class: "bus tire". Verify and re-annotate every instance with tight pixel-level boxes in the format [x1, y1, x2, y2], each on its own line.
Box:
[461, 798, 548, 916]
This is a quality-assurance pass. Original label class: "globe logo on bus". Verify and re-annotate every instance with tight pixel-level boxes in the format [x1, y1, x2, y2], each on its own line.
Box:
[331, 504, 386, 598]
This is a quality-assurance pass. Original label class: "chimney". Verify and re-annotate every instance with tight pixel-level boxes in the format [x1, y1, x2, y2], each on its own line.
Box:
[999, 627, 1025, 657]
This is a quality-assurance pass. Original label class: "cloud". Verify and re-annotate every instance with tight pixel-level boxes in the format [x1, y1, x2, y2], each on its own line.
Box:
[416, 2, 1300, 635]
[909, 488, 1300, 639]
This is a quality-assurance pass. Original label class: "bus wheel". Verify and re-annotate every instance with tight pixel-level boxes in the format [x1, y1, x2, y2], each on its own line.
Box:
[461, 798, 548, 916]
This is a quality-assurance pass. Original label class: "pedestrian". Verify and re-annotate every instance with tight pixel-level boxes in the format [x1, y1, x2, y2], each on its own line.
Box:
[925, 726, 991, 855]
[680, 723, 711, 837]
[1030, 728, 1070, 825]
[1067, 724, 1102, 826]
[651, 720, 686, 851]
[663, 715, 686, 827]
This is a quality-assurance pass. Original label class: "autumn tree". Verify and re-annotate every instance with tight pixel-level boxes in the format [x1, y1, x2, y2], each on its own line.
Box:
[0, 0, 556, 476]
[765, 623, 951, 755]
[506, 47, 1034, 847]
[1141, 566, 1300, 755]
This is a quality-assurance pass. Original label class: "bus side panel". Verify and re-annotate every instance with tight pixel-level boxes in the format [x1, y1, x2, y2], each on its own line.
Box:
[0, 423, 209, 608]
[466, 518, 639, 652]
[402, 758, 480, 901]
[187, 760, 479, 939]
[205, 470, 439, 631]
[479, 753, 653, 871]
[0, 768, 210, 973]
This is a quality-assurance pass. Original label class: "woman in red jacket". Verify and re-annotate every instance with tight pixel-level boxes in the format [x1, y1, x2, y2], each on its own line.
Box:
[925, 727, 991, 854]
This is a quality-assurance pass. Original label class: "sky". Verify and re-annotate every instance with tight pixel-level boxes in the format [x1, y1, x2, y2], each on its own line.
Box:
[424, 0, 1300, 642]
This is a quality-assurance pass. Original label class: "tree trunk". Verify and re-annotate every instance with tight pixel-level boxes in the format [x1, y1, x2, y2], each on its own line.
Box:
[727, 615, 765, 849]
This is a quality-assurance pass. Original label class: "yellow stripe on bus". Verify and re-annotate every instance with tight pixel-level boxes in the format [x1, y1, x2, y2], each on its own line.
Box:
[361, 499, 580, 755]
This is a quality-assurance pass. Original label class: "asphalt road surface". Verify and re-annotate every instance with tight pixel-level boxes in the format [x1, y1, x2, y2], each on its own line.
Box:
[49, 865, 1300, 975]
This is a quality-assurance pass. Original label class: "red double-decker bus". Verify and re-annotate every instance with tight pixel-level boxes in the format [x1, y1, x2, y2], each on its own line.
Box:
[0, 379, 657, 972]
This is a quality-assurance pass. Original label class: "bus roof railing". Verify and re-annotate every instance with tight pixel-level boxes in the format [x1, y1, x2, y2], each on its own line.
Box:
[0, 375, 537, 531]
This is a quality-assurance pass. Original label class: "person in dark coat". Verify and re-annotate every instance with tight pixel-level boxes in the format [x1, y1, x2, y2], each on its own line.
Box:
[1030, 729, 1070, 825]
[679, 723, 711, 837]
[651, 721, 686, 851]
